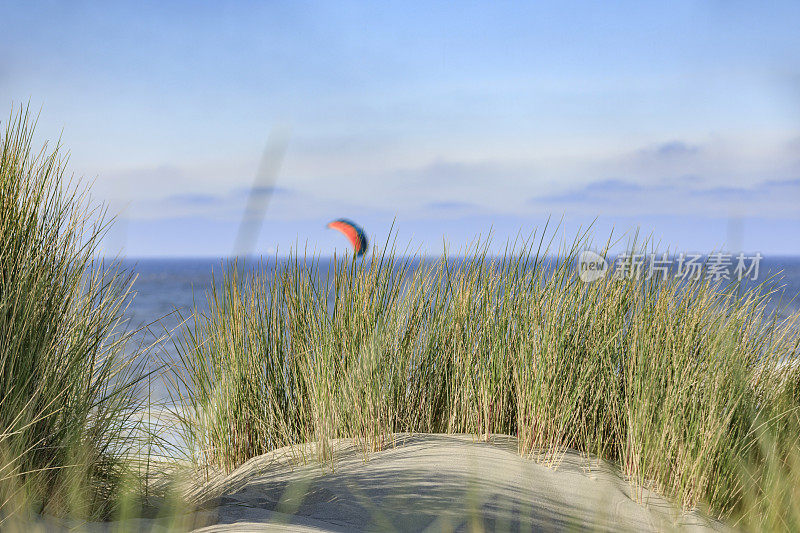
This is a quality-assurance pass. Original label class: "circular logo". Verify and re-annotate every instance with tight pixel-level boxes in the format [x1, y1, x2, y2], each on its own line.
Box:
[577, 250, 608, 282]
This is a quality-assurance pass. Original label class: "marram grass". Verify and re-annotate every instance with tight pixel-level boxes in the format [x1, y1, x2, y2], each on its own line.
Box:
[169, 233, 800, 526]
[4, 103, 799, 529]
[0, 107, 148, 522]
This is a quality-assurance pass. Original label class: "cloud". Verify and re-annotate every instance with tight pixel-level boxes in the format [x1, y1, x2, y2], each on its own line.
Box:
[123, 135, 799, 225]
[132, 184, 300, 221]
[391, 159, 504, 187]
[243, 185, 293, 197]
[528, 172, 799, 218]
[534, 179, 653, 203]
[426, 200, 477, 211]
[164, 193, 221, 205]
[291, 133, 401, 157]
[584, 179, 644, 192]
[689, 186, 755, 198]
[763, 177, 800, 188]
[648, 141, 701, 158]
[616, 141, 710, 181]
[520, 135, 798, 220]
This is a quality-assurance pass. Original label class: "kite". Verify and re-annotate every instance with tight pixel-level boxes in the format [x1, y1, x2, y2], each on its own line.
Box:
[326, 219, 368, 257]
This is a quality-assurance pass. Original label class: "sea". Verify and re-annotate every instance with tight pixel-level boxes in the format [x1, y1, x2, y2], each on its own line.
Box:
[121, 256, 800, 401]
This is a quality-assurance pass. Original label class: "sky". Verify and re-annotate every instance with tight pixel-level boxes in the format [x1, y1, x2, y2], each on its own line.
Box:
[1, 1, 799, 257]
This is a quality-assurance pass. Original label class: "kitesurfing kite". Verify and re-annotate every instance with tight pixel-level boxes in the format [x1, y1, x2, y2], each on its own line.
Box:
[327, 219, 368, 257]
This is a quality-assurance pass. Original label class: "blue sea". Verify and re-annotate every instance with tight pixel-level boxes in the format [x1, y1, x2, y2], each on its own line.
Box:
[122, 256, 800, 400]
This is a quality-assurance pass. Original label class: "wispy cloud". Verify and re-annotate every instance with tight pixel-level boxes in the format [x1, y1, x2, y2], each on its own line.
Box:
[164, 193, 220, 206]
[644, 141, 701, 158]
[120, 137, 799, 229]
[426, 200, 477, 211]
[529, 173, 799, 218]
[240, 185, 293, 197]
[132, 184, 299, 220]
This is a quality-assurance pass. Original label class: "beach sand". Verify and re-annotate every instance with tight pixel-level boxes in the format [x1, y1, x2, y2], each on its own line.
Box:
[179, 433, 730, 532]
[16, 433, 732, 532]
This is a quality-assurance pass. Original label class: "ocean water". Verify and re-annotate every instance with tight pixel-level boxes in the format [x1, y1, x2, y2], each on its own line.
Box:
[121, 256, 800, 399]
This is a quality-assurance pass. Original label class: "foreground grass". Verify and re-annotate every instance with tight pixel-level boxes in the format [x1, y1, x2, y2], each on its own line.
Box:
[170, 234, 800, 529]
[0, 108, 148, 522]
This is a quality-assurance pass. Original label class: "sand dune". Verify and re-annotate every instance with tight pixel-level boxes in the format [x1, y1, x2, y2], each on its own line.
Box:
[185, 434, 731, 532]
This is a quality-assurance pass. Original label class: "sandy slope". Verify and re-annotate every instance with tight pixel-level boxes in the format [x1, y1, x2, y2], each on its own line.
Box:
[183, 433, 731, 532]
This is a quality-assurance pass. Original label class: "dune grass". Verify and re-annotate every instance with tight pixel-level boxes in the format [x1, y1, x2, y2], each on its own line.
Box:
[4, 103, 800, 530]
[169, 232, 800, 526]
[0, 108, 148, 522]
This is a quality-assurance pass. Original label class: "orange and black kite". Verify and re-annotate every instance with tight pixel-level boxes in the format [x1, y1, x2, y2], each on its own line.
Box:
[326, 219, 368, 257]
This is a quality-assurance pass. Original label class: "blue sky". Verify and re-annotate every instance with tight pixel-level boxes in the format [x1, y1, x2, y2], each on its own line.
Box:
[1, 1, 799, 256]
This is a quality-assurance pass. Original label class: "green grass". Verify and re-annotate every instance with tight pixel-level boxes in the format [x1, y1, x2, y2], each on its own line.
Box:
[0, 107, 148, 522]
[169, 232, 800, 527]
[4, 103, 800, 530]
